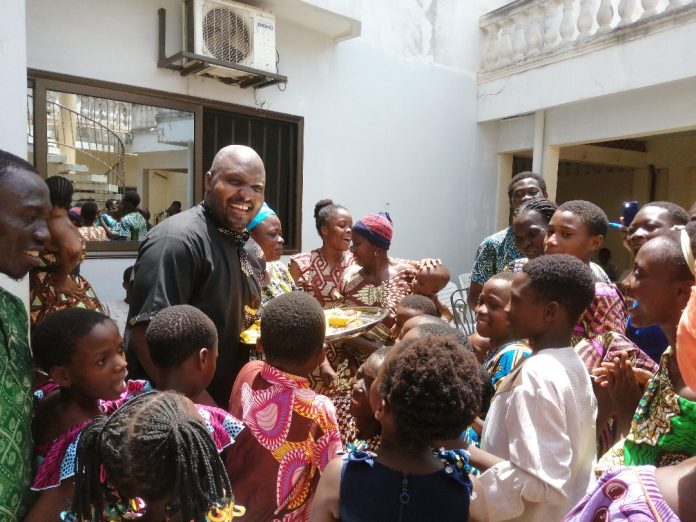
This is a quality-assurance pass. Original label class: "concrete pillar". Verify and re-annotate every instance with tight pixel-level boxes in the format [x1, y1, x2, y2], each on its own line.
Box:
[497, 153, 514, 229]
[542, 144, 560, 201]
[0, 0, 30, 305]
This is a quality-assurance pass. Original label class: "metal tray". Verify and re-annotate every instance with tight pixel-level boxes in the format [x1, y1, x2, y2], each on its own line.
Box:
[325, 306, 388, 342]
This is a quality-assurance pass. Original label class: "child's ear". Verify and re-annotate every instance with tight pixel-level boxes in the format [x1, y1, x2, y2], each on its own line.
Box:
[198, 347, 210, 367]
[544, 301, 561, 323]
[373, 396, 387, 422]
[588, 234, 604, 253]
[50, 366, 72, 388]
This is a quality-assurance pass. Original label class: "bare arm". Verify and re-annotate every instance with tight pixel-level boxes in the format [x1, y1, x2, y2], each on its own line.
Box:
[342, 335, 382, 357]
[24, 480, 74, 522]
[467, 282, 483, 311]
[288, 259, 303, 285]
[310, 457, 342, 522]
[128, 321, 159, 385]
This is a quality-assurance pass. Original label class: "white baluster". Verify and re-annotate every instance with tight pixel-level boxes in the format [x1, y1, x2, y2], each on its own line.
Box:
[667, 0, 691, 10]
[544, 0, 563, 49]
[618, 0, 641, 25]
[498, 18, 514, 64]
[559, 0, 577, 42]
[641, 0, 661, 17]
[527, 6, 544, 55]
[577, 0, 595, 36]
[512, 13, 528, 61]
[596, 0, 614, 32]
[483, 22, 500, 68]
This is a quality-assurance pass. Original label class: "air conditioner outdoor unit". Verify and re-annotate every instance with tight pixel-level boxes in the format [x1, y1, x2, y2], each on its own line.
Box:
[183, 0, 276, 79]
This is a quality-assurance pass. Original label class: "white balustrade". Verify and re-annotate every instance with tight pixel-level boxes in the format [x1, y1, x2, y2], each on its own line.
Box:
[641, 0, 661, 17]
[577, 0, 596, 36]
[596, 0, 615, 32]
[560, 0, 577, 41]
[618, 0, 641, 25]
[527, 6, 545, 54]
[544, 0, 563, 48]
[479, 0, 695, 74]
[512, 13, 529, 59]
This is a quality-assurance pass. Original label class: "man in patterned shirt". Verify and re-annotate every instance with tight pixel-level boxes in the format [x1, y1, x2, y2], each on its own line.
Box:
[106, 190, 148, 241]
[467, 171, 547, 310]
[0, 150, 51, 520]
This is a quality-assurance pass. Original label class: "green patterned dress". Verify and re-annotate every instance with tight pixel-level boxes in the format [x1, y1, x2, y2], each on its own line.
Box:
[0, 287, 34, 520]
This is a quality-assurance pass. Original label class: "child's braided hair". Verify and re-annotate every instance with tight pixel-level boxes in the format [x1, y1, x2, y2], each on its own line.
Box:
[72, 390, 232, 521]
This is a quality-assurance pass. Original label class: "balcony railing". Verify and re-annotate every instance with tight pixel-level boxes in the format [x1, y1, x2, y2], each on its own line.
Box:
[480, 0, 696, 80]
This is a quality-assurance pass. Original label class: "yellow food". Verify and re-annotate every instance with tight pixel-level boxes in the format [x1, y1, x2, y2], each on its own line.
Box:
[325, 308, 361, 328]
[239, 320, 260, 344]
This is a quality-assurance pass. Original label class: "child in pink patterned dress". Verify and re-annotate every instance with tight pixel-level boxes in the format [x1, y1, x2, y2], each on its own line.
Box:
[27, 308, 132, 520]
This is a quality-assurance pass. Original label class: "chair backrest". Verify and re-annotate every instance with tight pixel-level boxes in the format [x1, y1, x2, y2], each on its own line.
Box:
[436, 281, 459, 308]
[458, 272, 471, 291]
[450, 287, 475, 336]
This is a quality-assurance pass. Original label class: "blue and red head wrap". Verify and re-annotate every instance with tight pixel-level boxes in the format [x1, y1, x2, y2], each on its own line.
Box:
[353, 212, 393, 250]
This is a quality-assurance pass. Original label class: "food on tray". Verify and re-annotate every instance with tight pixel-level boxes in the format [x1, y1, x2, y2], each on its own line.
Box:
[324, 308, 361, 328]
[239, 320, 260, 344]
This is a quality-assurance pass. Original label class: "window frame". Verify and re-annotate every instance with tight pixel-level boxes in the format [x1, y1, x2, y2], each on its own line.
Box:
[28, 69, 304, 257]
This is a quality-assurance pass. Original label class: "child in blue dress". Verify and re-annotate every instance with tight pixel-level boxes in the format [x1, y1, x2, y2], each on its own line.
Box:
[311, 334, 482, 521]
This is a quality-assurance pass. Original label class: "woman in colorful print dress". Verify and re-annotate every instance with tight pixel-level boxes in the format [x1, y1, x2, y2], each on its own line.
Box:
[29, 176, 104, 328]
[289, 199, 354, 308]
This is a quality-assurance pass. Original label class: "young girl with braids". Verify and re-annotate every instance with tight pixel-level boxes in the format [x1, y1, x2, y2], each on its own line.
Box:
[67, 390, 244, 522]
[26, 308, 133, 520]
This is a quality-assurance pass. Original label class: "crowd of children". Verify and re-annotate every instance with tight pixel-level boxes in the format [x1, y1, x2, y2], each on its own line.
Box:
[12, 188, 696, 522]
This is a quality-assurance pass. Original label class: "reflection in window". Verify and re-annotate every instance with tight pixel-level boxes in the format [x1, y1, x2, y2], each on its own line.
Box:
[35, 90, 194, 246]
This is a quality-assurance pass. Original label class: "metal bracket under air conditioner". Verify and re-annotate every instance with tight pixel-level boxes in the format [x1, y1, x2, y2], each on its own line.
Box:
[156, 8, 287, 89]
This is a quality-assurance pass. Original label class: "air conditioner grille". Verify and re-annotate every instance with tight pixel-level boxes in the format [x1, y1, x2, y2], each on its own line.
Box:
[202, 4, 251, 63]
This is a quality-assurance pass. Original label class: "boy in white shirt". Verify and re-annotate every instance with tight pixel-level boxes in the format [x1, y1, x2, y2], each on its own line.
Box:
[469, 253, 598, 522]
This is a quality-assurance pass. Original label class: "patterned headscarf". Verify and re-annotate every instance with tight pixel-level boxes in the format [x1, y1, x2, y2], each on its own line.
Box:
[353, 212, 393, 250]
[246, 202, 276, 232]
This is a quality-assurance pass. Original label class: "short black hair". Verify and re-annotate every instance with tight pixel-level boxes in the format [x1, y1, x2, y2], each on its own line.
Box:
[557, 200, 608, 236]
[105, 198, 117, 209]
[507, 171, 547, 201]
[411, 321, 472, 351]
[379, 335, 482, 448]
[514, 198, 558, 223]
[398, 294, 438, 317]
[32, 309, 112, 372]
[314, 199, 349, 237]
[641, 201, 689, 226]
[0, 149, 37, 181]
[171, 200, 182, 208]
[81, 201, 99, 225]
[45, 175, 74, 210]
[522, 254, 596, 322]
[489, 271, 516, 283]
[648, 228, 695, 283]
[122, 190, 141, 208]
[260, 292, 325, 364]
[146, 305, 218, 369]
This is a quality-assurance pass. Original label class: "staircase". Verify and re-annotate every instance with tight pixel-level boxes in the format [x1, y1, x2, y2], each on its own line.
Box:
[29, 94, 126, 207]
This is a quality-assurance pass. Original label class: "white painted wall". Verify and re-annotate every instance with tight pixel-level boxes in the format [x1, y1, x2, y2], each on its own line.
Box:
[0, 0, 29, 305]
[27, 0, 505, 296]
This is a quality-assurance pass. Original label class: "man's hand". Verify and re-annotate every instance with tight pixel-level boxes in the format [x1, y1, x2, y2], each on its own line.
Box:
[320, 359, 338, 389]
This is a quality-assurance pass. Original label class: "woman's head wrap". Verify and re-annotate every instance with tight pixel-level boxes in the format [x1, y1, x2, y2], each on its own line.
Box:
[247, 202, 276, 231]
[353, 212, 393, 250]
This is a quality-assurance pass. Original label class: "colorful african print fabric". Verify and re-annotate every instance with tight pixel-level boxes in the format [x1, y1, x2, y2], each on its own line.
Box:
[572, 282, 630, 372]
[31, 380, 243, 491]
[78, 225, 107, 242]
[29, 251, 105, 329]
[564, 466, 679, 521]
[597, 347, 696, 472]
[111, 211, 148, 241]
[483, 340, 532, 391]
[261, 261, 297, 306]
[226, 361, 342, 522]
[0, 287, 33, 520]
[470, 227, 522, 285]
[289, 249, 354, 307]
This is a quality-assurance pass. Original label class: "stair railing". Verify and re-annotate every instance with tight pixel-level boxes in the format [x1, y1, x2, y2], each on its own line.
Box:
[32, 94, 126, 190]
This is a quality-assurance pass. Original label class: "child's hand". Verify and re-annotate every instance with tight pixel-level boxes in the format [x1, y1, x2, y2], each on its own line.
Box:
[320, 361, 338, 389]
[594, 352, 644, 414]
